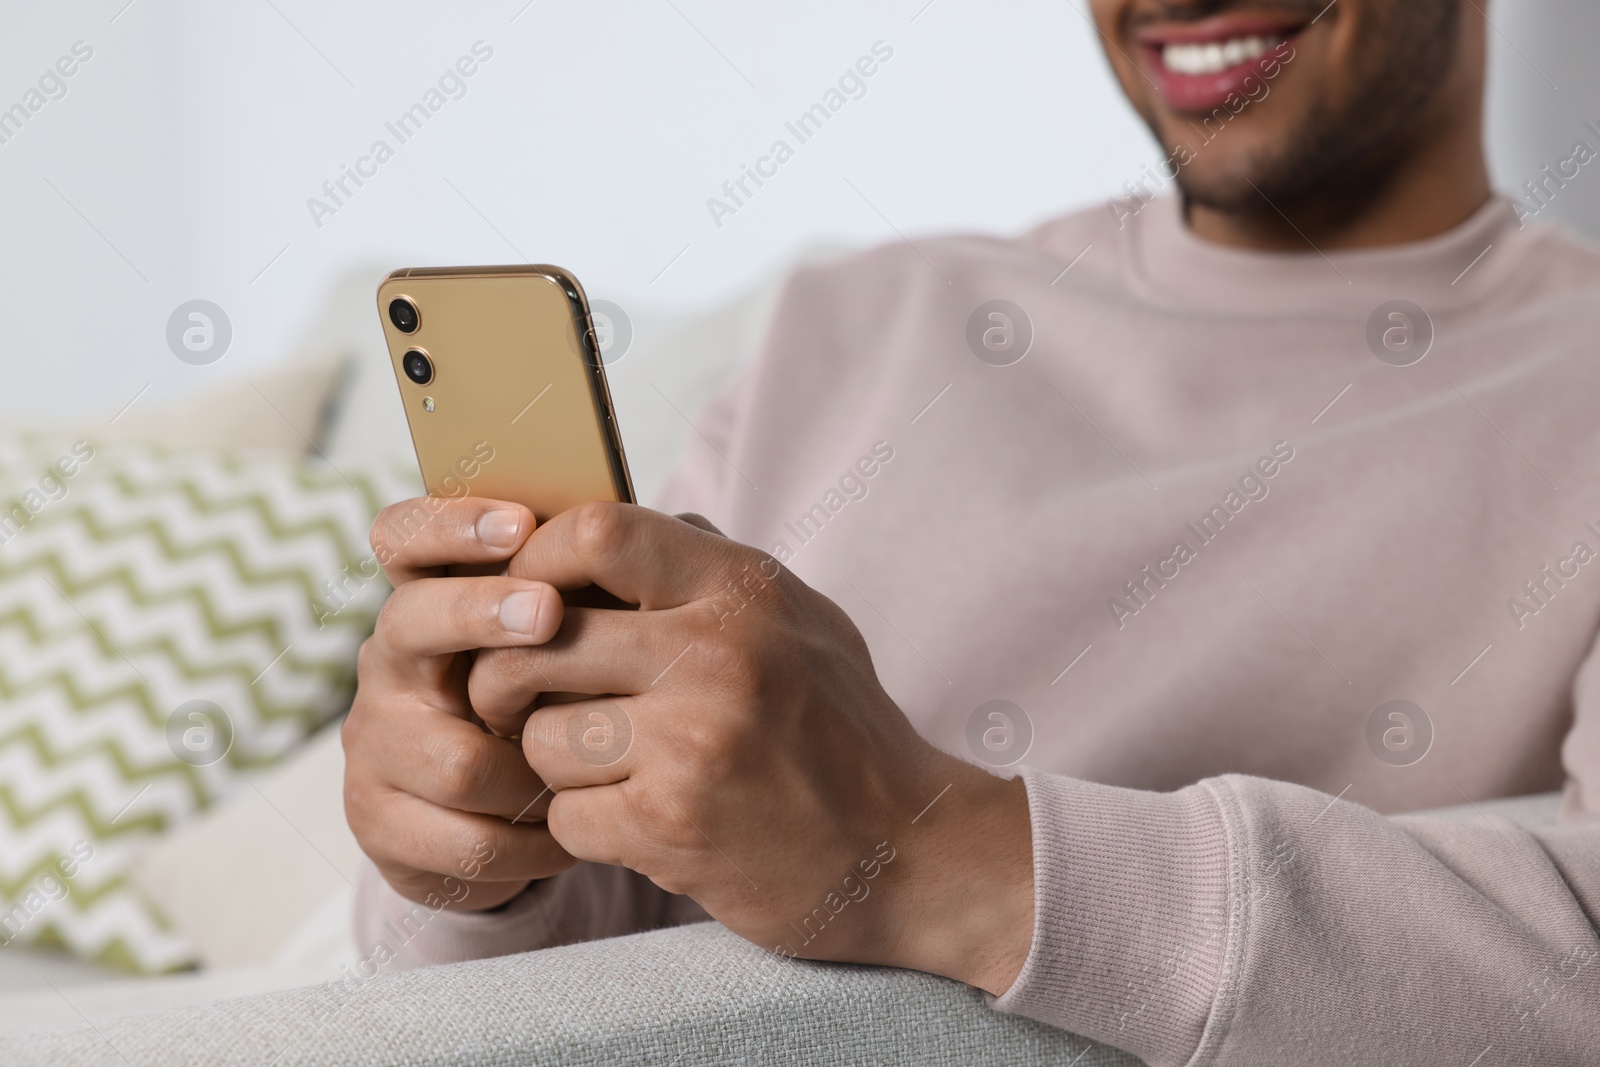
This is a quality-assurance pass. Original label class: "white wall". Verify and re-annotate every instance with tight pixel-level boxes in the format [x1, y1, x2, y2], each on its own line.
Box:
[1484, 0, 1600, 234]
[1, 0, 1594, 424]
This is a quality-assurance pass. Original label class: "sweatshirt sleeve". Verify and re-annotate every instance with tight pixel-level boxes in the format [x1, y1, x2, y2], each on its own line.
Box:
[990, 640, 1600, 1067]
[354, 858, 709, 968]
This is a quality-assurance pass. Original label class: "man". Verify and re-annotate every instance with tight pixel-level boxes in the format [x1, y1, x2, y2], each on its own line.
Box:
[344, 1, 1600, 1063]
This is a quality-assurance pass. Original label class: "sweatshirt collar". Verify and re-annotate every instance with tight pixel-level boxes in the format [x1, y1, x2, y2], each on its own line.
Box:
[1120, 193, 1525, 319]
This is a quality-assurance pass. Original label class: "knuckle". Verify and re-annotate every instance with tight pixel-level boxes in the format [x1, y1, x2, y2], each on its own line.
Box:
[447, 824, 499, 876]
[755, 565, 802, 624]
[545, 791, 579, 841]
[354, 635, 381, 682]
[368, 506, 399, 555]
[431, 735, 492, 800]
[372, 498, 442, 564]
[341, 716, 394, 804]
[695, 629, 763, 693]
[647, 870, 691, 896]
[474, 646, 542, 695]
[672, 610, 725, 664]
[675, 511, 719, 536]
[700, 550, 789, 629]
[374, 584, 410, 633]
[373, 582, 435, 645]
[340, 703, 364, 751]
[521, 704, 565, 762]
[341, 780, 381, 845]
[681, 714, 746, 779]
[569, 501, 630, 561]
[625, 781, 696, 852]
[621, 779, 667, 827]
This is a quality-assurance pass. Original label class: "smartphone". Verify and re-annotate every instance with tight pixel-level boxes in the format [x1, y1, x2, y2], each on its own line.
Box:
[376, 265, 633, 522]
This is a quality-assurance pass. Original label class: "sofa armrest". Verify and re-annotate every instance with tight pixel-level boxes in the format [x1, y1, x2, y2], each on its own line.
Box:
[7, 793, 1564, 1065]
[0, 922, 1138, 1066]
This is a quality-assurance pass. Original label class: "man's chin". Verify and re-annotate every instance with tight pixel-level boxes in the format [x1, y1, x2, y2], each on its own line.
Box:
[1152, 123, 1335, 219]
[1136, 109, 1310, 214]
[1163, 160, 1281, 217]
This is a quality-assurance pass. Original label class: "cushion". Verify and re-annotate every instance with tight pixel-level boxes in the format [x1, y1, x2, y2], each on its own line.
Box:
[127, 721, 361, 969]
[0, 432, 416, 972]
[13, 359, 351, 457]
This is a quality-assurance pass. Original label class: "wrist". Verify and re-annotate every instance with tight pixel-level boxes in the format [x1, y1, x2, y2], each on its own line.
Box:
[884, 758, 1034, 994]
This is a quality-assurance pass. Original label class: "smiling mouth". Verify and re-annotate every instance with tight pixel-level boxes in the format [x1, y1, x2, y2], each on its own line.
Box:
[1136, 14, 1312, 112]
[1159, 34, 1286, 76]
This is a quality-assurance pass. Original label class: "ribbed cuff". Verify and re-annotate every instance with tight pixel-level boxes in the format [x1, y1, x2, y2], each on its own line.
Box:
[353, 859, 709, 971]
[988, 770, 1241, 1067]
[353, 861, 561, 969]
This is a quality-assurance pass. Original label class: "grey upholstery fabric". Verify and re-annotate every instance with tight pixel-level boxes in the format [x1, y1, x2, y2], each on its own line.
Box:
[0, 921, 1138, 1066]
[8, 795, 1551, 1065]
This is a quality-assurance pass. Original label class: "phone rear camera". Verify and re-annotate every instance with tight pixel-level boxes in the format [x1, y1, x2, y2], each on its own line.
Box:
[389, 297, 420, 333]
[403, 349, 433, 385]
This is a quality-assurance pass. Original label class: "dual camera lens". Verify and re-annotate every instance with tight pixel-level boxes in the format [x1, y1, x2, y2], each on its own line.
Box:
[388, 297, 434, 385]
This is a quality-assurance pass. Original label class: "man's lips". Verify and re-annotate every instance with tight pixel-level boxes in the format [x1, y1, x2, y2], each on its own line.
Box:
[1135, 15, 1308, 113]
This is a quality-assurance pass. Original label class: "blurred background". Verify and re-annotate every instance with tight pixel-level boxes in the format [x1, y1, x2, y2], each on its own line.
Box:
[3, 0, 1598, 477]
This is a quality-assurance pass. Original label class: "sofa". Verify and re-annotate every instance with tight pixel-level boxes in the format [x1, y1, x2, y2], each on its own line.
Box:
[0, 920, 1137, 1066]
[0, 791, 1562, 1066]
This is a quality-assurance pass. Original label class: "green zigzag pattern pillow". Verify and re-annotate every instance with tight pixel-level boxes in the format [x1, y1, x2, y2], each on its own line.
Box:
[0, 434, 417, 972]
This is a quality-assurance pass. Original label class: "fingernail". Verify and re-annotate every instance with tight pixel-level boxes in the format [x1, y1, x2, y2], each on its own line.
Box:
[477, 509, 522, 549]
[499, 590, 545, 638]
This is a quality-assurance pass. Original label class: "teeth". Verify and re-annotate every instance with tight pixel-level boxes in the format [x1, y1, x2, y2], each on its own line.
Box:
[1162, 35, 1280, 76]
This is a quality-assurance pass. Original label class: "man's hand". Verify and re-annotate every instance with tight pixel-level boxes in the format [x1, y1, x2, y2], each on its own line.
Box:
[343, 498, 577, 911]
[470, 502, 1036, 994]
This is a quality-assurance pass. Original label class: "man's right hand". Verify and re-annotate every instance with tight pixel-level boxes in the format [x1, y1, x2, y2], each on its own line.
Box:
[342, 497, 577, 911]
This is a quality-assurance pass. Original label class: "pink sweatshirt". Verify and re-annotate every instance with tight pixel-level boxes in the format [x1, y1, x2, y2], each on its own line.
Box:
[358, 194, 1600, 1065]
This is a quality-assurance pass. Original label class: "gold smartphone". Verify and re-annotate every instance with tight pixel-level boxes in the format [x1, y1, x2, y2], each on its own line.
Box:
[376, 265, 633, 522]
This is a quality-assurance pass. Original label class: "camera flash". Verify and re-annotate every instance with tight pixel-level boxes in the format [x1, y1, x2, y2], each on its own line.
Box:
[422, 397, 435, 413]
